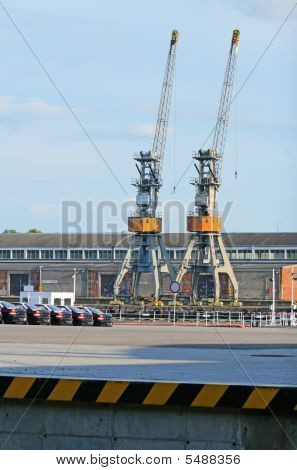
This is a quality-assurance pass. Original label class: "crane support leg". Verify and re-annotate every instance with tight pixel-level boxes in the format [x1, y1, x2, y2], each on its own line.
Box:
[132, 271, 141, 300]
[150, 237, 160, 299]
[176, 236, 196, 284]
[217, 234, 239, 301]
[209, 234, 220, 302]
[114, 244, 133, 297]
[191, 271, 200, 302]
[158, 235, 175, 282]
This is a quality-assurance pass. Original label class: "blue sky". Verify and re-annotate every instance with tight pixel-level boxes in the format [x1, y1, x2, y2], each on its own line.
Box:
[0, 0, 296, 233]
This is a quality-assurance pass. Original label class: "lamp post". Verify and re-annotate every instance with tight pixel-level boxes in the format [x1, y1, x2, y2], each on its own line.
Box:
[73, 268, 85, 304]
[73, 268, 77, 303]
[39, 265, 44, 292]
[271, 268, 278, 326]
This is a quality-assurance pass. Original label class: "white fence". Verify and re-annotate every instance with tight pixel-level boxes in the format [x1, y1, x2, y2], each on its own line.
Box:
[113, 310, 297, 327]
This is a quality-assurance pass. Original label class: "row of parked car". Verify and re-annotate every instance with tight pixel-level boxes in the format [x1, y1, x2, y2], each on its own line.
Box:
[0, 301, 113, 327]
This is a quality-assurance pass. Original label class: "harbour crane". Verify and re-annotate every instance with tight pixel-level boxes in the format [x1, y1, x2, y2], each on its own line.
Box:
[176, 29, 240, 305]
[114, 30, 179, 301]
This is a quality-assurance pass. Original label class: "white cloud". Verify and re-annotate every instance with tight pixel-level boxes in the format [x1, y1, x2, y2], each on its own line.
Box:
[0, 96, 68, 118]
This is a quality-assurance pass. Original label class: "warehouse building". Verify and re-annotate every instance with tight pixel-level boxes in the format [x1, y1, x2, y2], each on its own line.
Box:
[0, 232, 296, 301]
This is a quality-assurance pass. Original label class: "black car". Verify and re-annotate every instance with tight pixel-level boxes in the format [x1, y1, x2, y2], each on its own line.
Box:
[85, 306, 113, 327]
[36, 304, 73, 326]
[0, 301, 27, 325]
[13, 302, 51, 325]
[62, 306, 94, 326]
[0, 305, 2, 324]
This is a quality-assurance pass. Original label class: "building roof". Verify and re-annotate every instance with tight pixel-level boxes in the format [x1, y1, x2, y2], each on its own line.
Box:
[0, 233, 296, 248]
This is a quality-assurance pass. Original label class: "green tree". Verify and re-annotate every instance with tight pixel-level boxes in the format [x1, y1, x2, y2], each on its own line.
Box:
[27, 228, 42, 233]
[3, 229, 17, 233]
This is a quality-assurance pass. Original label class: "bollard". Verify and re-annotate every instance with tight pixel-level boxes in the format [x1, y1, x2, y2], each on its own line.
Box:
[153, 310, 156, 322]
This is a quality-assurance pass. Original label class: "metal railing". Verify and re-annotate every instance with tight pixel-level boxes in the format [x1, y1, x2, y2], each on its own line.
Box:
[113, 310, 297, 328]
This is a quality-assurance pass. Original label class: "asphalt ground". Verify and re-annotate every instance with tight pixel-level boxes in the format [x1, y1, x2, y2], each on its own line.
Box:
[0, 324, 296, 386]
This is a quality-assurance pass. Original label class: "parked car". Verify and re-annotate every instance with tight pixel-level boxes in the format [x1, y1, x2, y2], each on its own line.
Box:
[0, 301, 27, 325]
[12, 302, 51, 325]
[0, 305, 3, 324]
[85, 306, 113, 327]
[36, 304, 73, 326]
[60, 306, 94, 326]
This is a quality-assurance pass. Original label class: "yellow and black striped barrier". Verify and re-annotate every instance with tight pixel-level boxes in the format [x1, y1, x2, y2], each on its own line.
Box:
[0, 376, 296, 412]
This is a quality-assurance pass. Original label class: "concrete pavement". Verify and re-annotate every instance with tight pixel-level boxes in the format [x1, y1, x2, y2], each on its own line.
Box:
[0, 324, 296, 386]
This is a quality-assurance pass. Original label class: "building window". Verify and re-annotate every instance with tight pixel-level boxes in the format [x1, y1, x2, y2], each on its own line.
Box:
[176, 250, 186, 260]
[237, 250, 252, 260]
[99, 250, 112, 260]
[255, 250, 269, 260]
[0, 250, 11, 259]
[12, 250, 24, 259]
[41, 250, 54, 259]
[270, 250, 285, 260]
[166, 250, 175, 259]
[114, 250, 127, 260]
[227, 250, 237, 260]
[27, 250, 40, 259]
[287, 250, 297, 260]
[70, 250, 83, 260]
[84, 250, 97, 260]
[55, 250, 67, 260]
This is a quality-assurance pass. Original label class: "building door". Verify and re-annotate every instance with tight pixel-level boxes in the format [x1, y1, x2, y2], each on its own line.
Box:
[10, 274, 29, 296]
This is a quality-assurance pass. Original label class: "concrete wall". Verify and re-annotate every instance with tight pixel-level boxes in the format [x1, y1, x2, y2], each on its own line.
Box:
[0, 400, 295, 450]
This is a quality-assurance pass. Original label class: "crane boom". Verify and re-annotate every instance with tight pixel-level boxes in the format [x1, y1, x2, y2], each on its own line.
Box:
[131, 29, 178, 220]
[152, 30, 179, 180]
[213, 29, 239, 181]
